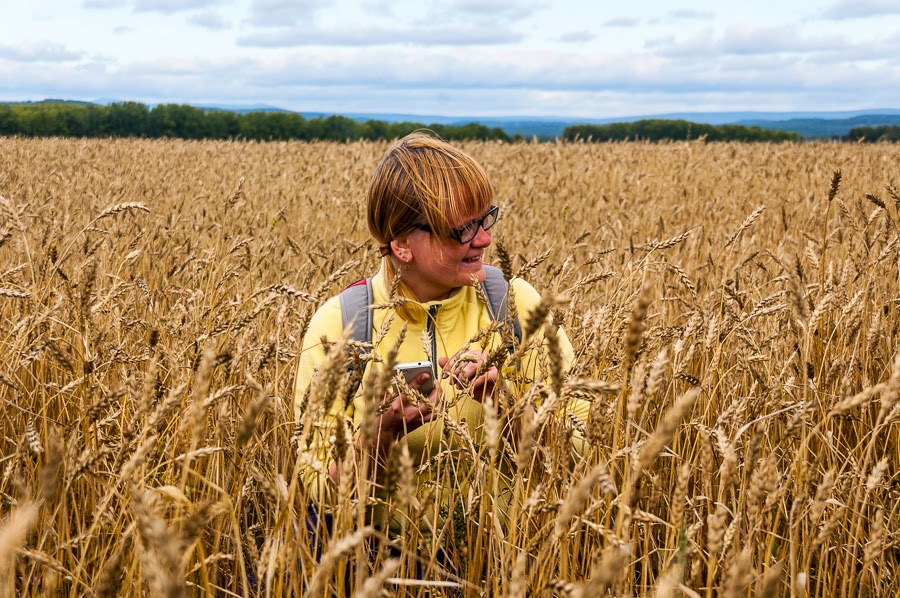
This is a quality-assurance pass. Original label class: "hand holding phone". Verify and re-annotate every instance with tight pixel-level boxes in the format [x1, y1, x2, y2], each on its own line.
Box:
[394, 361, 435, 395]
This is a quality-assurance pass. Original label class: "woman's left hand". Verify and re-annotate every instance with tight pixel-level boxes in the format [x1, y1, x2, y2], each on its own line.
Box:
[439, 350, 499, 401]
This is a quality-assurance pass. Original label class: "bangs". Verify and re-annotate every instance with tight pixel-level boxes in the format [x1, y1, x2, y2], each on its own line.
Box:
[368, 132, 494, 243]
[411, 145, 493, 240]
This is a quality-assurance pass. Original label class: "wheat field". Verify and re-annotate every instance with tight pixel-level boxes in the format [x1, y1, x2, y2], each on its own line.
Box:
[0, 137, 898, 597]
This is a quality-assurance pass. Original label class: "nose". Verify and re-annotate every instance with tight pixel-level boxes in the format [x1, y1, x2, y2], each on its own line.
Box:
[470, 223, 492, 247]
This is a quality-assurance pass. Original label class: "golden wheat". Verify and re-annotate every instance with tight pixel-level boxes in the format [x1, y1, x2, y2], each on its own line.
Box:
[0, 136, 898, 596]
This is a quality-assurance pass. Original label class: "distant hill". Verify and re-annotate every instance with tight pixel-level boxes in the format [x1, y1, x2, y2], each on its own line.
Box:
[736, 114, 900, 138]
[1, 98, 96, 107]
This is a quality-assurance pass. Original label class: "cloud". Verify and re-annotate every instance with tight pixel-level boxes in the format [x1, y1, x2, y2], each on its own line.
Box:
[82, 0, 223, 11]
[0, 43, 855, 116]
[227, 49, 721, 94]
[82, 0, 126, 8]
[360, 0, 396, 16]
[248, 0, 326, 28]
[124, 55, 255, 78]
[668, 9, 714, 21]
[0, 42, 83, 63]
[446, 0, 542, 20]
[647, 10, 715, 25]
[604, 17, 641, 27]
[189, 11, 231, 30]
[650, 25, 845, 57]
[558, 30, 595, 43]
[823, 0, 900, 19]
[134, 0, 224, 14]
[237, 23, 523, 47]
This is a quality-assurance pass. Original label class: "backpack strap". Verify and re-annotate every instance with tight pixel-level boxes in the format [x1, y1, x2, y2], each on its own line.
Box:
[338, 278, 373, 400]
[339, 278, 373, 346]
[480, 265, 522, 347]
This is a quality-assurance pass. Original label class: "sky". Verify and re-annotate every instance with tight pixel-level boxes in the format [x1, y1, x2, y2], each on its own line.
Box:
[2, 0, 900, 118]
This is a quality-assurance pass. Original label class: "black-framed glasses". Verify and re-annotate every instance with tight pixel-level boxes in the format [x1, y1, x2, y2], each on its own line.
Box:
[412, 205, 500, 244]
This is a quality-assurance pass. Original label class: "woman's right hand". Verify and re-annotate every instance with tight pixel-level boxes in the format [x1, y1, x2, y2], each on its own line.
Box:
[331, 374, 441, 486]
[369, 373, 441, 449]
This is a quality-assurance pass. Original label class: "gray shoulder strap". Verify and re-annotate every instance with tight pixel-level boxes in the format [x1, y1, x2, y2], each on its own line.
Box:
[339, 279, 373, 345]
[481, 265, 522, 343]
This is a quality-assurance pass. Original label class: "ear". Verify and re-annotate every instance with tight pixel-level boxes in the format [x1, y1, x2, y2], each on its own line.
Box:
[390, 236, 412, 263]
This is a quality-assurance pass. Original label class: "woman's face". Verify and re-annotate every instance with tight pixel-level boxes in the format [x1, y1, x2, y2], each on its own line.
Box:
[398, 208, 493, 302]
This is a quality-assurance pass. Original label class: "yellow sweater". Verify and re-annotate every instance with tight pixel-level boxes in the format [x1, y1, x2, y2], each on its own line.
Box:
[292, 266, 580, 516]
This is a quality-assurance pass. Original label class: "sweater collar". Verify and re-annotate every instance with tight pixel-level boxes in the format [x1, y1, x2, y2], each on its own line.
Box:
[371, 265, 470, 325]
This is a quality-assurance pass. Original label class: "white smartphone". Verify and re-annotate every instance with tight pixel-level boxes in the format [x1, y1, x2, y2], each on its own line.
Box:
[394, 361, 435, 395]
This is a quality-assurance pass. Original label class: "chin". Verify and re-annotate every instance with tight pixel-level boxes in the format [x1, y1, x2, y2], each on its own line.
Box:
[464, 267, 486, 284]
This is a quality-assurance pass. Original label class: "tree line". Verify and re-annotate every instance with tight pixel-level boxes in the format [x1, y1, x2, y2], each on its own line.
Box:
[0, 101, 510, 142]
[846, 125, 900, 142]
[5, 101, 899, 143]
[562, 119, 801, 142]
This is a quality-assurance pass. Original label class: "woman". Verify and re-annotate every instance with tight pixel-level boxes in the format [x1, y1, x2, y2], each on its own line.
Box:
[293, 132, 578, 529]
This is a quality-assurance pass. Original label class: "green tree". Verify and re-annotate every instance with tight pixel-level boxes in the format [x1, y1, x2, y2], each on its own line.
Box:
[106, 102, 150, 137]
[205, 110, 241, 139]
[847, 125, 900, 142]
[0, 105, 16, 135]
[148, 104, 208, 138]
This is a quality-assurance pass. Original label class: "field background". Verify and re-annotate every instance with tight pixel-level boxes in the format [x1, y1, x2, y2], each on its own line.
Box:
[0, 137, 898, 596]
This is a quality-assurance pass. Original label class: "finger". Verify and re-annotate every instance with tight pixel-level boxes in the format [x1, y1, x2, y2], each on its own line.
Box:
[450, 370, 467, 389]
[407, 402, 435, 426]
[411, 372, 433, 389]
[461, 362, 479, 381]
[427, 380, 443, 402]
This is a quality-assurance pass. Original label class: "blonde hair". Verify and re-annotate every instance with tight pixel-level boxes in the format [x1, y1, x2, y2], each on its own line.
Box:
[367, 132, 493, 319]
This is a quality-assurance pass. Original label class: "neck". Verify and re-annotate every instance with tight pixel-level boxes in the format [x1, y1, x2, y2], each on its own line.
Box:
[404, 279, 453, 303]
[386, 259, 454, 303]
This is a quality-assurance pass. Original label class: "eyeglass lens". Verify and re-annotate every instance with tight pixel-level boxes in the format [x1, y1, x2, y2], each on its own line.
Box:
[458, 206, 499, 243]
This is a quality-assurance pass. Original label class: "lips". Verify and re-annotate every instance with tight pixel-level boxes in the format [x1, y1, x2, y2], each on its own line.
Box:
[463, 255, 482, 263]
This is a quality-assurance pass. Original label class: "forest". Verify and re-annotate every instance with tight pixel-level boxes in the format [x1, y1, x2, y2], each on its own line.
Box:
[0, 101, 510, 142]
[562, 119, 801, 142]
[3, 102, 899, 143]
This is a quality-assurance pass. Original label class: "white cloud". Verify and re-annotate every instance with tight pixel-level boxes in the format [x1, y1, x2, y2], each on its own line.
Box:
[82, 0, 226, 14]
[3, 43, 900, 117]
[446, 0, 541, 20]
[650, 25, 846, 57]
[360, 0, 396, 17]
[668, 9, 714, 21]
[237, 23, 523, 47]
[558, 30, 595, 43]
[6, 0, 900, 118]
[0, 41, 83, 62]
[123, 55, 254, 77]
[189, 11, 231, 30]
[604, 17, 641, 27]
[134, 0, 224, 14]
[824, 0, 900, 19]
[82, 0, 127, 8]
[248, 0, 326, 27]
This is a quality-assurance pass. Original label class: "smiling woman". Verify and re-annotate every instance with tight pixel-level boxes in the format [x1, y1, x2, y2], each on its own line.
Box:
[371, 136, 500, 303]
[291, 131, 578, 555]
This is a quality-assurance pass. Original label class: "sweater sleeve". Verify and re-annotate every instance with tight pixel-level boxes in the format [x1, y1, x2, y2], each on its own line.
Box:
[293, 295, 345, 421]
[508, 277, 590, 457]
[508, 277, 576, 378]
[292, 295, 349, 501]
